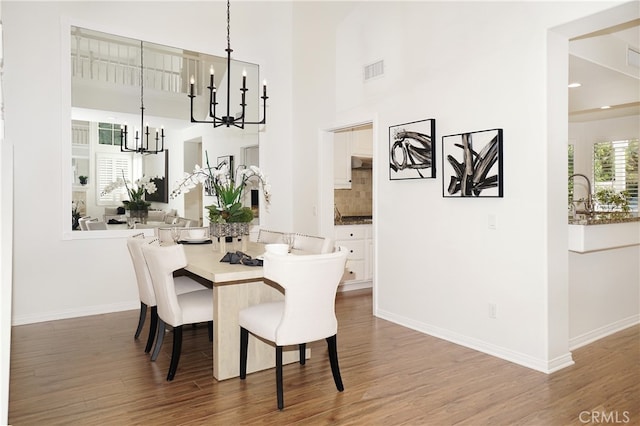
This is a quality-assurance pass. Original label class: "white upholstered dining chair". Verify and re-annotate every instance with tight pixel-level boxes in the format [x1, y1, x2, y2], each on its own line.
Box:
[239, 246, 348, 410]
[126, 236, 207, 356]
[78, 216, 92, 231]
[257, 229, 285, 244]
[86, 220, 108, 230]
[141, 242, 214, 381]
[292, 233, 334, 254]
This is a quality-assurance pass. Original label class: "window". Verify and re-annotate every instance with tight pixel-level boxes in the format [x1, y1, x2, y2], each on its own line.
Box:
[96, 153, 132, 205]
[593, 139, 639, 210]
[98, 122, 122, 146]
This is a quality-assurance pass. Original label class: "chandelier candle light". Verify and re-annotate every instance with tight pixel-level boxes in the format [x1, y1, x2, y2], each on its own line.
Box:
[121, 40, 166, 154]
[188, 0, 268, 129]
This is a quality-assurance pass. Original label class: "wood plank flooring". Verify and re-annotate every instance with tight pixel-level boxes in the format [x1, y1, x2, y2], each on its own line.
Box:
[9, 289, 639, 425]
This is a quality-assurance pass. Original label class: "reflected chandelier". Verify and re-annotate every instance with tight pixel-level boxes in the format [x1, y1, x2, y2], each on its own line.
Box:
[121, 40, 166, 154]
[188, 0, 268, 129]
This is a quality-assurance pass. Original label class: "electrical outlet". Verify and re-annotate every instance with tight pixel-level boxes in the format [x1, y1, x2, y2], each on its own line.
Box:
[488, 214, 497, 230]
[489, 303, 497, 319]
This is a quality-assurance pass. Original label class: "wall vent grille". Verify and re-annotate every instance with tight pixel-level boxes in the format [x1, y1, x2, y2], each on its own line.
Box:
[364, 60, 384, 81]
[628, 47, 640, 68]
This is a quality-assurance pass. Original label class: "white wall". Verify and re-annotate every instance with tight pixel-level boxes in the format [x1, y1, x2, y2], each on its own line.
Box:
[315, 1, 627, 372]
[3, 1, 294, 325]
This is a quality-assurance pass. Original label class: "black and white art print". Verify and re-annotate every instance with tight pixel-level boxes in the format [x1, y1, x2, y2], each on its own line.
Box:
[442, 128, 503, 198]
[389, 118, 436, 180]
[205, 155, 234, 196]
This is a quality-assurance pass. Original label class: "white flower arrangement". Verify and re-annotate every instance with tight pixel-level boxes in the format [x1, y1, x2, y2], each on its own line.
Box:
[171, 152, 270, 223]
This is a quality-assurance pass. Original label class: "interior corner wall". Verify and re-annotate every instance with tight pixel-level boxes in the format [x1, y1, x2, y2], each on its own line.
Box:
[290, 2, 355, 237]
[325, 1, 624, 372]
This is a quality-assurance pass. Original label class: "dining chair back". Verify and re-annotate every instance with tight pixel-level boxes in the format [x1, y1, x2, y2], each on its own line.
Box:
[239, 246, 348, 409]
[86, 221, 107, 230]
[257, 229, 285, 244]
[78, 216, 92, 231]
[141, 242, 214, 381]
[292, 233, 334, 254]
[126, 236, 206, 355]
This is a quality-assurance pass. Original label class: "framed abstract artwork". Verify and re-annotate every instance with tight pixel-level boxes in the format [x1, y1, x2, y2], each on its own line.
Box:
[145, 150, 169, 203]
[389, 118, 436, 180]
[205, 154, 234, 196]
[442, 128, 503, 198]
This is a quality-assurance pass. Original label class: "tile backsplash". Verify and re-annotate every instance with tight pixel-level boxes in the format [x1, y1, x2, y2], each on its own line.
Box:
[334, 168, 373, 216]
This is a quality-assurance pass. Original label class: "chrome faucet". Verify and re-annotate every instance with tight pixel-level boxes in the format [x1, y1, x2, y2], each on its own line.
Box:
[568, 173, 594, 215]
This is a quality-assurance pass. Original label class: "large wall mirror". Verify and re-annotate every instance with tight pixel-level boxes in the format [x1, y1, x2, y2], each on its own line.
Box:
[69, 26, 260, 234]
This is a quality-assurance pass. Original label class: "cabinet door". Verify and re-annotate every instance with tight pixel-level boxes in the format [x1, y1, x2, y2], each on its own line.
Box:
[333, 131, 352, 189]
[342, 259, 365, 283]
[351, 126, 373, 157]
[337, 239, 365, 260]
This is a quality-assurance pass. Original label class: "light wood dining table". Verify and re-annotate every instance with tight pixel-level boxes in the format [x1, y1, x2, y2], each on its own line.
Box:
[181, 241, 308, 381]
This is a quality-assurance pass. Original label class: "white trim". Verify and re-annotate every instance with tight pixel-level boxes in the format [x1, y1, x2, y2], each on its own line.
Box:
[12, 301, 139, 326]
[338, 280, 372, 293]
[376, 308, 575, 374]
[569, 315, 640, 351]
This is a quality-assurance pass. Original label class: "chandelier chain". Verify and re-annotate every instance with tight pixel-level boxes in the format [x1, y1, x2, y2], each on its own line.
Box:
[227, 0, 231, 50]
[140, 40, 144, 112]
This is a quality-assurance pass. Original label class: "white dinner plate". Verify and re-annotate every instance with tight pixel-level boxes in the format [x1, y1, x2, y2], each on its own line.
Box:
[180, 237, 210, 243]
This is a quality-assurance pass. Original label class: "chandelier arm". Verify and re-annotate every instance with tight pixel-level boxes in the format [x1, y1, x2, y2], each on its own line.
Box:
[187, 0, 267, 129]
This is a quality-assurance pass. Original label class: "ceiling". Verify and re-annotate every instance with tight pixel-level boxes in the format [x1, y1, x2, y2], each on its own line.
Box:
[568, 21, 640, 122]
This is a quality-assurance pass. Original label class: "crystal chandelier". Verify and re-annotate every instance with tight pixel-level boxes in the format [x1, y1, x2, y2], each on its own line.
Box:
[121, 40, 166, 154]
[188, 0, 268, 129]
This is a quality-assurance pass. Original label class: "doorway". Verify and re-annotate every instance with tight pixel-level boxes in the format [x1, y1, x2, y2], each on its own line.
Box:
[183, 140, 203, 225]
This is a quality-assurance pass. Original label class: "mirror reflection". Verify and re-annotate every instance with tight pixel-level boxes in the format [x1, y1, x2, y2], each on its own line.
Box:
[70, 26, 260, 231]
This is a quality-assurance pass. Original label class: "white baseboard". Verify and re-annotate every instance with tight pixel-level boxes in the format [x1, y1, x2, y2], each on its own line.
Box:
[338, 280, 372, 292]
[375, 308, 575, 374]
[12, 301, 139, 326]
[569, 315, 639, 350]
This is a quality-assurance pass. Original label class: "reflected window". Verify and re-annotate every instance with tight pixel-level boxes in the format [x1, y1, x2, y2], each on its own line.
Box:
[98, 122, 123, 146]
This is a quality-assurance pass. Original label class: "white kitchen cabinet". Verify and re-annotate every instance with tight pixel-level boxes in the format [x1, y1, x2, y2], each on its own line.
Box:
[333, 130, 352, 189]
[335, 224, 373, 289]
[351, 125, 373, 157]
[333, 124, 373, 189]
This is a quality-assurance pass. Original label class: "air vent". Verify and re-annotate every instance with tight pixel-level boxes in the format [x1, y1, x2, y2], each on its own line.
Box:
[628, 47, 640, 68]
[364, 60, 384, 81]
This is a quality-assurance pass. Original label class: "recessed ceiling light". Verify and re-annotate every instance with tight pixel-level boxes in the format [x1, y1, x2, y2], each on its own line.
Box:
[568, 82, 582, 88]
[600, 105, 611, 109]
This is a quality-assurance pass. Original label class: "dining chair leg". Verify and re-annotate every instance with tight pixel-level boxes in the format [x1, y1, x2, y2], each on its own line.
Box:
[151, 319, 165, 362]
[207, 321, 213, 342]
[299, 343, 306, 365]
[167, 325, 183, 381]
[134, 302, 147, 339]
[144, 306, 158, 353]
[239, 327, 249, 379]
[326, 334, 344, 392]
[276, 346, 284, 410]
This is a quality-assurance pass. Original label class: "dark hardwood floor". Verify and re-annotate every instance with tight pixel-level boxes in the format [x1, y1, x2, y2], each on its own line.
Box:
[9, 289, 639, 425]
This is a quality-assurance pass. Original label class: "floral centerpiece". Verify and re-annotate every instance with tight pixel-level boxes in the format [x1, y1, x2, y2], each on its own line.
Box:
[101, 171, 158, 223]
[171, 152, 270, 231]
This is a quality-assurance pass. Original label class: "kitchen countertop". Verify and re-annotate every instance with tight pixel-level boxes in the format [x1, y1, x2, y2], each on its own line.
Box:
[335, 215, 373, 225]
[568, 212, 639, 225]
